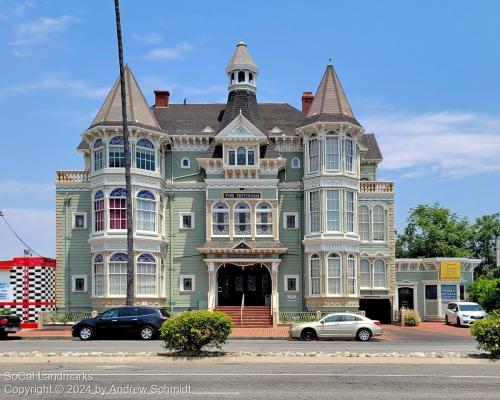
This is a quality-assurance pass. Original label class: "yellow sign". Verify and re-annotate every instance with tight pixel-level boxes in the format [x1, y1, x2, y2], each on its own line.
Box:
[440, 261, 461, 281]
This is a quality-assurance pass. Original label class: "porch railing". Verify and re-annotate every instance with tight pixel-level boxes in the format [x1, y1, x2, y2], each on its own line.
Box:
[56, 170, 89, 183]
[360, 180, 394, 193]
[240, 294, 245, 326]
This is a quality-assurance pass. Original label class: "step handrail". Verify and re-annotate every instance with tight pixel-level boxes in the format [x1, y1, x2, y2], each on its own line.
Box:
[240, 294, 245, 326]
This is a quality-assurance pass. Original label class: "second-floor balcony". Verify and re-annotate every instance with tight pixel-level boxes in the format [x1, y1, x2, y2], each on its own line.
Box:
[56, 170, 89, 183]
[360, 181, 394, 193]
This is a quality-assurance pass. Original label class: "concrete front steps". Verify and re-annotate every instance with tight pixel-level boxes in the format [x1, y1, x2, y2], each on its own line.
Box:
[215, 306, 273, 327]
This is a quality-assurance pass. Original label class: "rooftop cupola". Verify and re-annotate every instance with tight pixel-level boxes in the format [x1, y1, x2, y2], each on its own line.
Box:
[225, 41, 259, 93]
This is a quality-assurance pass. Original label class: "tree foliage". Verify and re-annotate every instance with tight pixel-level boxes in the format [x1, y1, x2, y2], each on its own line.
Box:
[468, 277, 500, 312]
[469, 213, 500, 277]
[470, 311, 500, 357]
[396, 204, 471, 258]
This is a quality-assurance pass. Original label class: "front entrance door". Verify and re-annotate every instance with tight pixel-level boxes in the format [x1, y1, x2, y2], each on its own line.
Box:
[217, 264, 271, 306]
[398, 287, 414, 309]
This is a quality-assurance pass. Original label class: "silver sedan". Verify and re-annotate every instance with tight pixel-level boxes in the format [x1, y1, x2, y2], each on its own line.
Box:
[288, 313, 383, 341]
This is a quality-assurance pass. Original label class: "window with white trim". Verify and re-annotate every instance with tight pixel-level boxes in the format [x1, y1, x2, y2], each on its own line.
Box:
[136, 138, 155, 171]
[256, 202, 273, 236]
[360, 259, 371, 289]
[109, 188, 127, 230]
[325, 136, 340, 171]
[136, 190, 156, 232]
[373, 259, 386, 288]
[108, 253, 127, 296]
[72, 275, 87, 292]
[180, 212, 194, 230]
[234, 203, 251, 236]
[283, 212, 298, 229]
[309, 254, 320, 296]
[212, 203, 229, 236]
[359, 205, 370, 241]
[93, 254, 104, 296]
[136, 254, 157, 296]
[291, 157, 301, 169]
[309, 191, 320, 233]
[345, 191, 355, 233]
[180, 275, 195, 292]
[308, 137, 319, 173]
[344, 137, 354, 173]
[108, 136, 125, 168]
[327, 253, 342, 295]
[181, 157, 190, 169]
[326, 190, 340, 232]
[72, 212, 87, 230]
[347, 254, 356, 295]
[284, 275, 299, 292]
[94, 191, 105, 232]
[373, 205, 386, 242]
[93, 139, 104, 171]
[230, 147, 255, 166]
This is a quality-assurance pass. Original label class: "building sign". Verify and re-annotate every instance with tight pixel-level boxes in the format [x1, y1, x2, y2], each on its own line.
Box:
[223, 193, 261, 199]
[0, 270, 12, 301]
[440, 261, 461, 281]
[441, 284, 457, 301]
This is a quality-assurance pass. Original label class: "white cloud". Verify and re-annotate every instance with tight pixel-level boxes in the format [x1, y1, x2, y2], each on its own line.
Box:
[0, 75, 109, 99]
[132, 32, 163, 45]
[143, 42, 194, 60]
[0, 1, 33, 20]
[0, 209, 55, 259]
[362, 110, 500, 179]
[11, 15, 79, 46]
[0, 180, 52, 198]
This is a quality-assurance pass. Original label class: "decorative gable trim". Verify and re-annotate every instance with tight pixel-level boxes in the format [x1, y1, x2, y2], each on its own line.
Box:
[215, 112, 268, 143]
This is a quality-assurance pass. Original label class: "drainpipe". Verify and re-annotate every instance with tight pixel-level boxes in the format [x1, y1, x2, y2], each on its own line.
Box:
[168, 149, 174, 314]
[64, 193, 72, 313]
[297, 190, 304, 311]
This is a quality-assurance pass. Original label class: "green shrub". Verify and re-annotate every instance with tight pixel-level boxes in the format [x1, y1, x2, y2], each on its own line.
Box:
[403, 309, 421, 326]
[468, 277, 500, 312]
[160, 311, 232, 354]
[0, 309, 13, 316]
[470, 310, 500, 356]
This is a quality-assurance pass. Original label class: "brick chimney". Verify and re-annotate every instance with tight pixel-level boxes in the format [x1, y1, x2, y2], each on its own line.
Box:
[301, 91, 314, 114]
[154, 90, 170, 108]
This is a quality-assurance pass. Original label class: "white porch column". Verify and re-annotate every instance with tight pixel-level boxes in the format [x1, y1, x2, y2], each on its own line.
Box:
[271, 262, 279, 327]
[207, 262, 216, 311]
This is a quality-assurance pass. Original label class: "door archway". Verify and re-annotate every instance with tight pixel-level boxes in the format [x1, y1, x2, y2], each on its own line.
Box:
[217, 264, 271, 306]
[398, 287, 414, 309]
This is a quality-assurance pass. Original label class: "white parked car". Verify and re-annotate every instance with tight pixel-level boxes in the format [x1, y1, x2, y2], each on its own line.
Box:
[288, 313, 383, 341]
[445, 302, 487, 326]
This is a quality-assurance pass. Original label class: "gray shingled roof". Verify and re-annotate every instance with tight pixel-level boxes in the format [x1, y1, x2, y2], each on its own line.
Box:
[225, 41, 258, 74]
[359, 133, 383, 161]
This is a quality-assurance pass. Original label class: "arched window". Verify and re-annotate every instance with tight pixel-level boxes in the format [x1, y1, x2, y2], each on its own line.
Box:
[93, 254, 104, 296]
[359, 205, 370, 241]
[181, 157, 190, 168]
[373, 205, 385, 241]
[234, 203, 251, 236]
[344, 137, 355, 172]
[109, 253, 127, 295]
[326, 190, 340, 232]
[256, 203, 273, 236]
[327, 253, 342, 295]
[94, 190, 105, 232]
[108, 136, 125, 168]
[347, 254, 356, 295]
[93, 139, 104, 171]
[137, 253, 157, 296]
[373, 259, 386, 288]
[238, 71, 245, 83]
[109, 188, 127, 230]
[212, 203, 229, 235]
[237, 147, 246, 165]
[325, 136, 340, 171]
[136, 190, 156, 232]
[360, 259, 371, 289]
[291, 157, 301, 169]
[308, 136, 319, 173]
[136, 138, 155, 171]
[310, 254, 320, 296]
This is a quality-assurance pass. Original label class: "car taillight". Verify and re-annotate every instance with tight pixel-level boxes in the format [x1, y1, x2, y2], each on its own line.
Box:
[373, 320, 381, 326]
[0, 318, 8, 326]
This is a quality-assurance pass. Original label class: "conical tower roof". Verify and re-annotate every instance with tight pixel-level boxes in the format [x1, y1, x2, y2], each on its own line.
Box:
[225, 41, 258, 74]
[89, 65, 162, 132]
[306, 63, 360, 126]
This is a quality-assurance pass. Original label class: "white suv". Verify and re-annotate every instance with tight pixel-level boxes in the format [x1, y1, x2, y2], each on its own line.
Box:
[445, 302, 487, 326]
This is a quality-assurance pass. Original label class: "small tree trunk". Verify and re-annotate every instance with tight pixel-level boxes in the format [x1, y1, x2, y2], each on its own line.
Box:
[114, 0, 134, 306]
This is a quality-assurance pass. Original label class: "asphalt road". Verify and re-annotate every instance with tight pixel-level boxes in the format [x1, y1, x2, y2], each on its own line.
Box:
[0, 337, 478, 354]
[0, 361, 498, 399]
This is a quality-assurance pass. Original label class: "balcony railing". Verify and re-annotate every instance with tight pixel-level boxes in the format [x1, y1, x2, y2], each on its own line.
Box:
[360, 181, 394, 193]
[56, 170, 89, 183]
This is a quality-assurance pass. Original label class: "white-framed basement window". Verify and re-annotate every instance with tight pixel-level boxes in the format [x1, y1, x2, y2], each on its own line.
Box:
[284, 275, 299, 292]
[180, 275, 195, 292]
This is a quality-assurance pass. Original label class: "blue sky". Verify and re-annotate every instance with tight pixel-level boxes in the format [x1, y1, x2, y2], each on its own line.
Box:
[1, 0, 499, 258]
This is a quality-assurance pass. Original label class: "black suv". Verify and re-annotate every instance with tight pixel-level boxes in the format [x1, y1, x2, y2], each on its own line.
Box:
[72, 306, 169, 340]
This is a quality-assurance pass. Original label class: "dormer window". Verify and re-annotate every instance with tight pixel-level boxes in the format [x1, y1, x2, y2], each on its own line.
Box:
[228, 147, 255, 166]
[136, 138, 155, 171]
[109, 136, 125, 168]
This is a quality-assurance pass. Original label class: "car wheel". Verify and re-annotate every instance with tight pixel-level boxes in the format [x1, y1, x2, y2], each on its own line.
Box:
[79, 326, 94, 341]
[300, 328, 317, 341]
[445, 315, 449, 325]
[456, 317, 461, 327]
[139, 326, 155, 340]
[356, 328, 372, 342]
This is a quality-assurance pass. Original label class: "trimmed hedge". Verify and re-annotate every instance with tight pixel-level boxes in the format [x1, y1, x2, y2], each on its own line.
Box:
[470, 311, 500, 356]
[160, 311, 232, 353]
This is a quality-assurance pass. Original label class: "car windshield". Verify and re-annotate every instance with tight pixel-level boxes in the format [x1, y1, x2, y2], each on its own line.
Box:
[459, 304, 483, 312]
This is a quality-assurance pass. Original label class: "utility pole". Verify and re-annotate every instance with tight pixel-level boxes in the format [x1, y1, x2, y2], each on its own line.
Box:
[114, 0, 134, 305]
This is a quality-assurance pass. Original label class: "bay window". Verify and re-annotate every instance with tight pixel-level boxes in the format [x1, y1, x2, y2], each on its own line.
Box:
[325, 136, 340, 171]
[359, 205, 369, 241]
[108, 253, 127, 296]
[346, 191, 354, 233]
[309, 191, 320, 233]
[347, 254, 356, 295]
[308, 137, 319, 173]
[94, 190, 104, 232]
[234, 203, 251, 236]
[256, 203, 273, 236]
[93, 139, 103, 171]
[92, 254, 104, 296]
[108, 136, 125, 168]
[310, 254, 320, 296]
[136, 138, 155, 171]
[326, 190, 340, 231]
[373, 259, 386, 288]
[360, 259, 370, 289]
[327, 253, 342, 295]
[373, 205, 386, 241]
[136, 190, 156, 232]
[136, 253, 157, 296]
[345, 137, 354, 173]
[109, 188, 127, 230]
[212, 203, 229, 235]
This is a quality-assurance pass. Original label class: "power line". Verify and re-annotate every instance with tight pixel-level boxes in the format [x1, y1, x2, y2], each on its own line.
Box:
[0, 211, 43, 257]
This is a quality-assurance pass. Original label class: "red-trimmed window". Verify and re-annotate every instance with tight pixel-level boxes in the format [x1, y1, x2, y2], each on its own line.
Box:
[109, 188, 127, 230]
[94, 190, 105, 232]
